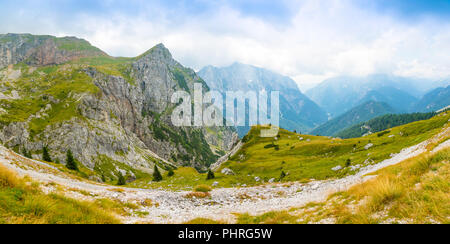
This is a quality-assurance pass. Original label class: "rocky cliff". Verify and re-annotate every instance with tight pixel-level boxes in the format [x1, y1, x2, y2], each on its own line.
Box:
[0, 34, 237, 182]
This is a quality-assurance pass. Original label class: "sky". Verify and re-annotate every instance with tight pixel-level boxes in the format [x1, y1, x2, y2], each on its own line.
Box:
[1, 0, 450, 91]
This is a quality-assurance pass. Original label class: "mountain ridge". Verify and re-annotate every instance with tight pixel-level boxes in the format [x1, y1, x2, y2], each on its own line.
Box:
[311, 101, 397, 136]
[198, 62, 328, 135]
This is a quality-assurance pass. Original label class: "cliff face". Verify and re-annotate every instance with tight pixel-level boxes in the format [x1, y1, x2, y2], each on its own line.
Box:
[0, 34, 237, 182]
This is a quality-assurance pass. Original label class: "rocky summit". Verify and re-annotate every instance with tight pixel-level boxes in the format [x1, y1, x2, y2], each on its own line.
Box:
[0, 34, 237, 182]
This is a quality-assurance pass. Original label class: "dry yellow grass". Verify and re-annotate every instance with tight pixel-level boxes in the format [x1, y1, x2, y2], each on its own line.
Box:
[0, 164, 120, 224]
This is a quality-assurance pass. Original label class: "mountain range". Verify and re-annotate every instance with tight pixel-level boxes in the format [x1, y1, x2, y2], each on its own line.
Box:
[306, 74, 447, 118]
[198, 63, 327, 136]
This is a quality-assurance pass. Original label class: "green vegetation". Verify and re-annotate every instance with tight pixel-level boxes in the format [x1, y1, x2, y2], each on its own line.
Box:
[216, 112, 449, 186]
[150, 119, 218, 167]
[65, 150, 78, 171]
[54, 37, 103, 53]
[92, 154, 149, 183]
[152, 165, 163, 182]
[21, 148, 32, 159]
[0, 67, 100, 139]
[117, 172, 126, 186]
[194, 184, 212, 193]
[336, 112, 436, 138]
[207, 169, 215, 180]
[42, 146, 52, 162]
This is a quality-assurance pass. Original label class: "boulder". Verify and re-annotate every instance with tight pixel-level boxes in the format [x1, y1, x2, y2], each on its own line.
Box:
[221, 168, 235, 175]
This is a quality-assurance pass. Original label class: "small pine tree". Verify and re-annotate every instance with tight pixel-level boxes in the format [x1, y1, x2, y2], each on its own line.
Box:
[42, 146, 52, 162]
[206, 169, 215, 180]
[346, 159, 351, 167]
[22, 148, 32, 159]
[153, 165, 163, 182]
[65, 149, 78, 171]
[280, 171, 286, 181]
[167, 168, 175, 177]
[117, 171, 126, 185]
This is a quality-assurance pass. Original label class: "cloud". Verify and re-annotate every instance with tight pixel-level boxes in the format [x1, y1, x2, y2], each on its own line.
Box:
[1, 0, 450, 90]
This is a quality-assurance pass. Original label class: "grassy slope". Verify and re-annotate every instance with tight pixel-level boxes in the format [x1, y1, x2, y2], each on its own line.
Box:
[0, 164, 120, 224]
[335, 112, 437, 139]
[129, 112, 449, 191]
[236, 147, 449, 224]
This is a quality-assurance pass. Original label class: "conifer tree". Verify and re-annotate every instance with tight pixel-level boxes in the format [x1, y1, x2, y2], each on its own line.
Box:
[153, 165, 163, 182]
[206, 169, 215, 180]
[280, 171, 286, 181]
[117, 171, 126, 185]
[65, 149, 78, 171]
[42, 146, 52, 162]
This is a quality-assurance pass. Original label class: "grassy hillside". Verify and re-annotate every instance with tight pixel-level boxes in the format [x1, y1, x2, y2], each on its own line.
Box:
[0, 164, 120, 224]
[129, 112, 449, 190]
[335, 112, 436, 139]
[236, 147, 450, 224]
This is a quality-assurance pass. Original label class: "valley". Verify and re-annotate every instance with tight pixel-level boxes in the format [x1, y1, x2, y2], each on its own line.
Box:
[0, 110, 448, 223]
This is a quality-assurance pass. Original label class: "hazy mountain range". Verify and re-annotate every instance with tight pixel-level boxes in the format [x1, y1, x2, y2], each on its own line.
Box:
[198, 63, 328, 136]
[306, 74, 448, 118]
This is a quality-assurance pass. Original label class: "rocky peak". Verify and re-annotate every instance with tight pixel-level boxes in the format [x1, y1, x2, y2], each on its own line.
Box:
[136, 43, 173, 63]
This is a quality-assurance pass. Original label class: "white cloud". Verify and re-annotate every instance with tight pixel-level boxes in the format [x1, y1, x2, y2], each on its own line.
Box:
[2, 0, 450, 90]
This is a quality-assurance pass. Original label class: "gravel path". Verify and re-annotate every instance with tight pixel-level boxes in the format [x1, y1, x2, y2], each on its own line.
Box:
[0, 127, 448, 224]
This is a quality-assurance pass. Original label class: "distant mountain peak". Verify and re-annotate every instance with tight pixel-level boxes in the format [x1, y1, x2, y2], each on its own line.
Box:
[198, 63, 328, 134]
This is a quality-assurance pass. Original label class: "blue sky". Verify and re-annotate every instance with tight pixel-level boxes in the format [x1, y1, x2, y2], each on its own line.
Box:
[1, 0, 449, 90]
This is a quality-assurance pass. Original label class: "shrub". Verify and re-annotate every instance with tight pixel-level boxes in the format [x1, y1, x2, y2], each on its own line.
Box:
[264, 143, 275, 149]
[117, 172, 126, 186]
[194, 184, 212, 193]
[377, 130, 391, 137]
[206, 169, 215, 180]
[65, 150, 78, 171]
[279, 171, 286, 181]
[184, 192, 210, 199]
[42, 146, 52, 162]
[152, 165, 163, 182]
[167, 168, 175, 177]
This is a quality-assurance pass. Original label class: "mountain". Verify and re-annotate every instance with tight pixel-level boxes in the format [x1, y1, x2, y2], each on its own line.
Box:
[0, 34, 237, 182]
[198, 63, 328, 136]
[334, 112, 436, 139]
[311, 101, 397, 136]
[413, 85, 450, 112]
[358, 87, 418, 112]
[306, 74, 430, 117]
[0, 33, 107, 68]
